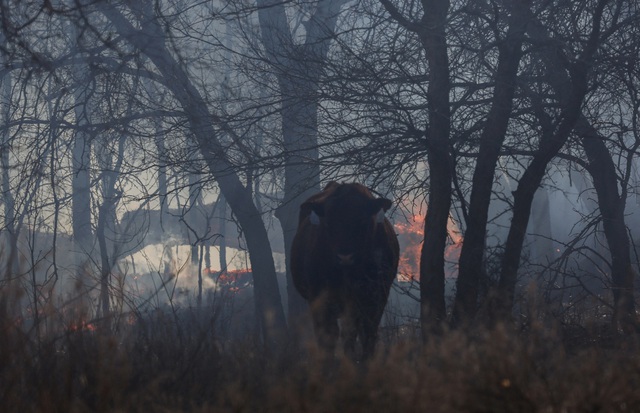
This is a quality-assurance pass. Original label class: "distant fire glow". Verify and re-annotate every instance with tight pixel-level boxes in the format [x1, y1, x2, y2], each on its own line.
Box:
[394, 213, 463, 282]
[67, 318, 97, 332]
[204, 268, 253, 293]
[395, 214, 423, 281]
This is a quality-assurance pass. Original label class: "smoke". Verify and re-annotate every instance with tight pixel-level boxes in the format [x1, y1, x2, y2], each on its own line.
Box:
[120, 242, 285, 306]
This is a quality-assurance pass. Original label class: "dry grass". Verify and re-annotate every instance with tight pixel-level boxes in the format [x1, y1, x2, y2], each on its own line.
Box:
[2, 288, 640, 413]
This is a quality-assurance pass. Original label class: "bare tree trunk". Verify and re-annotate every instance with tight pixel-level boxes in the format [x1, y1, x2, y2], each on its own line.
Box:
[524, 6, 637, 332]
[274, 98, 319, 322]
[257, 0, 345, 328]
[95, 132, 126, 328]
[494, 0, 605, 321]
[416, 0, 452, 334]
[96, 200, 112, 326]
[495, 75, 590, 320]
[0, 55, 17, 278]
[157, 136, 167, 219]
[217, 21, 231, 277]
[453, 1, 529, 325]
[103, 4, 287, 346]
[579, 121, 637, 333]
[71, 59, 94, 299]
[188, 171, 200, 269]
[96, 170, 111, 323]
[67, 9, 99, 304]
[146, 73, 171, 275]
[218, 194, 227, 273]
[379, 0, 453, 335]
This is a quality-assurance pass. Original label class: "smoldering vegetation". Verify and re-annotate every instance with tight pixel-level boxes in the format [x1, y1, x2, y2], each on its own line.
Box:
[2, 284, 640, 413]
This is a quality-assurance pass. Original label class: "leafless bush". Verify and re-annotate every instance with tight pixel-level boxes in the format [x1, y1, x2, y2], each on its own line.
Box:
[2, 279, 640, 412]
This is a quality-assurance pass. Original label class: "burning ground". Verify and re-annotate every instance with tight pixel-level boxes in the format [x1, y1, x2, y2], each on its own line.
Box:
[395, 213, 463, 282]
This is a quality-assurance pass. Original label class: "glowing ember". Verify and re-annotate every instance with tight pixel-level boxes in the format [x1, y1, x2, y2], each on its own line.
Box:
[205, 268, 253, 293]
[67, 318, 97, 332]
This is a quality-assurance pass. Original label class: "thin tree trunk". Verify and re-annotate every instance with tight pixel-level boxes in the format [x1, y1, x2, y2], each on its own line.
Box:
[494, 0, 604, 321]
[257, 0, 345, 329]
[146, 73, 171, 275]
[188, 171, 200, 269]
[218, 194, 228, 273]
[453, 1, 530, 324]
[96, 199, 112, 325]
[274, 98, 319, 323]
[69, 15, 96, 304]
[71, 67, 94, 299]
[524, 6, 637, 332]
[579, 121, 637, 333]
[416, 0, 452, 334]
[495, 76, 589, 319]
[103, 4, 287, 346]
[379, 0, 453, 334]
[96, 133, 126, 328]
[0, 58, 17, 278]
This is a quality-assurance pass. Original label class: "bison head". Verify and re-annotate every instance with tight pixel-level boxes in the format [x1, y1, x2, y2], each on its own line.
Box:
[303, 183, 392, 266]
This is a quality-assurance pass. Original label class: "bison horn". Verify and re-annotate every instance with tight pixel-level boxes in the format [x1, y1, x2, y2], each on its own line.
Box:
[310, 210, 321, 225]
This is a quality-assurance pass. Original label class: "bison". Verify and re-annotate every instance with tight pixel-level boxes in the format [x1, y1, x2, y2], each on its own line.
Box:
[291, 182, 400, 360]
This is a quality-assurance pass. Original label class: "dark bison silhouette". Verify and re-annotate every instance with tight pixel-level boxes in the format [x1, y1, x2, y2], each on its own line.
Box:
[291, 182, 400, 359]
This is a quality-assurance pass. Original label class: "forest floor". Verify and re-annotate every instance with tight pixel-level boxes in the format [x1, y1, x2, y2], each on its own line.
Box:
[2, 292, 640, 413]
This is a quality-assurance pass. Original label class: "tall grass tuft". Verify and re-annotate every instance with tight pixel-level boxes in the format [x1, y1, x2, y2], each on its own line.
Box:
[2, 284, 640, 412]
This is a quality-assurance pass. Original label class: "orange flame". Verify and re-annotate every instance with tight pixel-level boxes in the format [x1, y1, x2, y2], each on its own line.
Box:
[394, 213, 463, 282]
[205, 268, 253, 293]
[395, 214, 424, 281]
[67, 318, 97, 332]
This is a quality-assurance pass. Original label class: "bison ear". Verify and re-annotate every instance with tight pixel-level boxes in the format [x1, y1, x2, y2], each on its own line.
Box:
[369, 197, 392, 213]
[379, 198, 393, 211]
[302, 201, 325, 225]
[369, 198, 393, 223]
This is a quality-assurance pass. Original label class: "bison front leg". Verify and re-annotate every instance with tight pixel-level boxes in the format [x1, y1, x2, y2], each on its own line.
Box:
[360, 310, 382, 360]
[358, 284, 392, 360]
[340, 303, 359, 360]
[309, 293, 340, 355]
